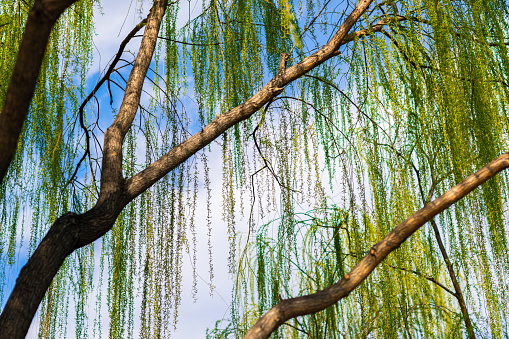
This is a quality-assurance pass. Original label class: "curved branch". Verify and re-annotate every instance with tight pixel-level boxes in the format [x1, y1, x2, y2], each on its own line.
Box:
[244, 153, 509, 339]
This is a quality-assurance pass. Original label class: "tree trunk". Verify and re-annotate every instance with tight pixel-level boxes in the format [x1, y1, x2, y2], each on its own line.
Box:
[0, 213, 80, 339]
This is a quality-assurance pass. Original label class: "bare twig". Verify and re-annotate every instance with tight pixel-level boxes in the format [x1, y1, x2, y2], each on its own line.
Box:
[387, 264, 456, 296]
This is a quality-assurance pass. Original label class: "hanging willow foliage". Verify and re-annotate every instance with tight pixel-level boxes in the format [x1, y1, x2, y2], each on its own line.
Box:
[210, 0, 509, 337]
[1, 0, 509, 338]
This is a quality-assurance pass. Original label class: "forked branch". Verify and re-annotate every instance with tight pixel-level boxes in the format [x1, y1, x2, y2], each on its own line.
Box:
[244, 153, 509, 339]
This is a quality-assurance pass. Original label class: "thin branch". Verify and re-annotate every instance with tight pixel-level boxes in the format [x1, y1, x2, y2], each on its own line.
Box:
[380, 28, 433, 70]
[98, 0, 168, 204]
[428, 218, 476, 338]
[282, 321, 310, 335]
[340, 14, 408, 44]
[251, 121, 299, 194]
[382, 28, 509, 87]
[409, 155, 477, 339]
[387, 264, 456, 296]
[136, 34, 245, 47]
[66, 17, 148, 187]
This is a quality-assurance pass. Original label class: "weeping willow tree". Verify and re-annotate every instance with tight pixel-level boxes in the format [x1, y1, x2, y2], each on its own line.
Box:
[0, 0, 509, 338]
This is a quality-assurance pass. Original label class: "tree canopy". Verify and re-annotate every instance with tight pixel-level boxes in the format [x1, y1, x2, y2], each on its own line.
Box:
[0, 0, 509, 338]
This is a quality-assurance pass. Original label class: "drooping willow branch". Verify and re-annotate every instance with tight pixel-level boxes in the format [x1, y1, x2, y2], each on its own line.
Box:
[244, 152, 509, 339]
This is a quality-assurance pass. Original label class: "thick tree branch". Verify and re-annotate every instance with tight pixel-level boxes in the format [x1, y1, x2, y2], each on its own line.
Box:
[98, 0, 168, 204]
[243, 153, 509, 339]
[0, 0, 78, 185]
[67, 17, 148, 186]
[0, 212, 81, 339]
[38, 0, 79, 16]
[125, 0, 375, 199]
